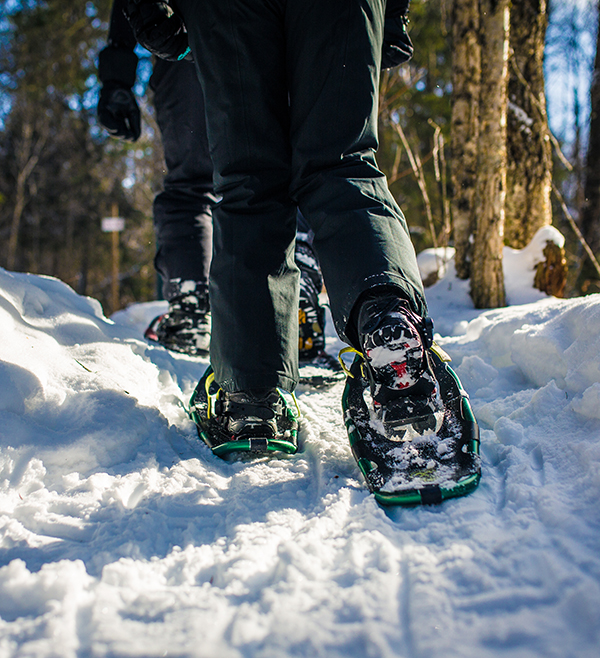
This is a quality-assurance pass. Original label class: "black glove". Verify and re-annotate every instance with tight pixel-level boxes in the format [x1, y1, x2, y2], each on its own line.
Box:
[97, 45, 141, 141]
[124, 0, 191, 62]
[381, 6, 414, 70]
[98, 83, 142, 141]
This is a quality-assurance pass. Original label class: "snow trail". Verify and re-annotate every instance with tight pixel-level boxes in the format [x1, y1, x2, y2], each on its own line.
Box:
[1, 266, 599, 657]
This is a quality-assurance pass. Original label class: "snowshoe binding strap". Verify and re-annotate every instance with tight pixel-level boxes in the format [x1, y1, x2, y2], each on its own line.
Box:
[189, 366, 299, 457]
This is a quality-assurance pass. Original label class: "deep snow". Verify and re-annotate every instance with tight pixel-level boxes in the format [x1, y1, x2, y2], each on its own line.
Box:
[1, 239, 599, 657]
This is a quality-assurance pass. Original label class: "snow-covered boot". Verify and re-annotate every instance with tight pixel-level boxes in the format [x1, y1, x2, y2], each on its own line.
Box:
[341, 292, 481, 506]
[145, 285, 210, 356]
[189, 367, 299, 457]
[357, 294, 443, 435]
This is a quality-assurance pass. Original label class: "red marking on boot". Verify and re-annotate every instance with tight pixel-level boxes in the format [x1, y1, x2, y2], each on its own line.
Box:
[390, 362, 411, 388]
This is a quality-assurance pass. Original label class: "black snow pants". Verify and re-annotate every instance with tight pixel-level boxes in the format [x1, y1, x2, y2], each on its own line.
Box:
[175, 0, 427, 393]
[150, 58, 216, 299]
[149, 58, 321, 305]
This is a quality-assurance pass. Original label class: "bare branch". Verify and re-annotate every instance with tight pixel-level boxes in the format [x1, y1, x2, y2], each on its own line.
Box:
[392, 120, 438, 249]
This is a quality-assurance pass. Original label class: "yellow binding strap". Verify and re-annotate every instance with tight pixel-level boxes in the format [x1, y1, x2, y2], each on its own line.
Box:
[278, 388, 301, 419]
[338, 342, 452, 379]
[430, 342, 452, 362]
[204, 370, 216, 418]
[337, 346, 363, 378]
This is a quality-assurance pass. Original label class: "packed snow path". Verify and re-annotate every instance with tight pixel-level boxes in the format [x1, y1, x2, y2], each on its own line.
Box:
[0, 266, 599, 658]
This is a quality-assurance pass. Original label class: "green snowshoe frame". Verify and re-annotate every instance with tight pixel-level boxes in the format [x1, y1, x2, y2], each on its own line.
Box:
[189, 366, 300, 458]
[341, 345, 481, 506]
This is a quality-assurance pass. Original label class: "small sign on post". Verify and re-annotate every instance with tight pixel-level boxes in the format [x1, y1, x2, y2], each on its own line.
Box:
[101, 216, 125, 233]
[101, 204, 125, 314]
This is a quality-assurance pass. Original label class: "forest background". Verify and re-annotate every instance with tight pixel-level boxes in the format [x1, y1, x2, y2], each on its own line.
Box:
[0, 0, 598, 315]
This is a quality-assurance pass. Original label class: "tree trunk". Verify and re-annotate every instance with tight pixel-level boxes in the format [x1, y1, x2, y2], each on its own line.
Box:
[579, 0, 600, 291]
[505, 0, 553, 248]
[534, 240, 567, 297]
[6, 116, 49, 271]
[450, 0, 481, 279]
[470, 0, 509, 309]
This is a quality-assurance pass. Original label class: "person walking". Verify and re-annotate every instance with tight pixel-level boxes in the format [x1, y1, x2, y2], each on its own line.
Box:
[98, 0, 331, 363]
[124, 0, 436, 448]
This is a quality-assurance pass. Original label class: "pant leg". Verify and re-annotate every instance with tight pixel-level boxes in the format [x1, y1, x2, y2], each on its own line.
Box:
[150, 58, 217, 299]
[175, 0, 426, 390]
[283, 0, 427, 342]
[175, 0, 299, 393]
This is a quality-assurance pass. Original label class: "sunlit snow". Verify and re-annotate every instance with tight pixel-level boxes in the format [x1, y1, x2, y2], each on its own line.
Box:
[1, 253, 599, 657]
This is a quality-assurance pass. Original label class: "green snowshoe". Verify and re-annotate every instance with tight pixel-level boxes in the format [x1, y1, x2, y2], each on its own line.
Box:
[189, 366, 299, 458]
[341, 345, 481, 506]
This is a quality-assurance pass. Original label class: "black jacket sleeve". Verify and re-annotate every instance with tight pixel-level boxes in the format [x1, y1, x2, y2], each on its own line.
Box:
[98, 0, 138, 88]
[381, 0, 413, 69]
[386, 0, 410, 18]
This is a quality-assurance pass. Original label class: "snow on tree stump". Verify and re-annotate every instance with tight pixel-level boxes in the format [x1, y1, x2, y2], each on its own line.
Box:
[534, 240, 567, 298]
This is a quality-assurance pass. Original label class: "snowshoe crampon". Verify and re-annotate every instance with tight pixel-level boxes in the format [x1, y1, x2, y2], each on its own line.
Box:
[342, 346, 481, 506]
[189, 366, 299, 458]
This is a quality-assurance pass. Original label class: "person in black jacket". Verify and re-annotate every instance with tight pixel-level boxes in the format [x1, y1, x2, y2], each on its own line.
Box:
[124, 0, 434, 453]
[97, 0, 330, 360]
[98, 0, 215, 355]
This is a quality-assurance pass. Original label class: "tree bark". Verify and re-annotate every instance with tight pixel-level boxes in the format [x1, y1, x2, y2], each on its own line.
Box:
[579, 0, 600, 290]
[6, 115, 49, 271]
[505, 0, 553, 248]
[470, 0, 509, 309]
[534, 240, 567, 297]
[450, 0, 481, 279]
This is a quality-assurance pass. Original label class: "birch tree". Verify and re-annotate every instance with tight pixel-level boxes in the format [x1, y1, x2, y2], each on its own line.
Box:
[505, 0, 553, 248]
[470, 0, 510, 308]
[449, 0, 480, 279]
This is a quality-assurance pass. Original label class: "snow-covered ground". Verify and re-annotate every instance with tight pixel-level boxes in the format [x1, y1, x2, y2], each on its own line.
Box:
[1, 250, 599, 657]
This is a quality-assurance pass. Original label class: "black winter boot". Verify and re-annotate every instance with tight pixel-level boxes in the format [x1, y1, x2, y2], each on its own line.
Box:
[145, 284, 210, 356]
[188, 366, 300, 456]
[357, 293, 443, 434]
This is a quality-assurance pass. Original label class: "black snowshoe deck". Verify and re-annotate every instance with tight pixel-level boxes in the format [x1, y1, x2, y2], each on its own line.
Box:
[298, 350, 345, 387]
[189, 366, 299, 458]
[342, 348, 481, 506]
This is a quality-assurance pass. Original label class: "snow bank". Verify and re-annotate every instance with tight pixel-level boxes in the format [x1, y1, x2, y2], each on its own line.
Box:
[1, 266, 600, 658]
[420, 226, 566, 333]
[417, 246, 455, 283]
[503, 226, 565, 306]
[443, 295, 600, 401]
